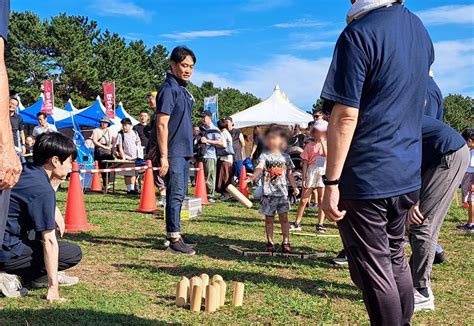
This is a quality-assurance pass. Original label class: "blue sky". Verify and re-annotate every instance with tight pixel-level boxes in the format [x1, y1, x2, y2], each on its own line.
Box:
[12, 0, 474, 110]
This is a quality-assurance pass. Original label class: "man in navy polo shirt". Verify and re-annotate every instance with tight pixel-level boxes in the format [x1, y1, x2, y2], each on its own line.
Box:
[0, 133, 82, 301]
[155, 46, 196, 255]
[320, 1, 433, 324]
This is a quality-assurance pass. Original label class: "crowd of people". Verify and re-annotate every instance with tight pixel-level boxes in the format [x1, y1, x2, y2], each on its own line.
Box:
[0, 1, 473, 324]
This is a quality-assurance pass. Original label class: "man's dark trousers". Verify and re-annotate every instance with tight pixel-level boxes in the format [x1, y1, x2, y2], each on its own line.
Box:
[338, 191, 419, 326]
[0, 190, 10, 248]
[165, 157, 190, 239]
[0, 240, 82, 283]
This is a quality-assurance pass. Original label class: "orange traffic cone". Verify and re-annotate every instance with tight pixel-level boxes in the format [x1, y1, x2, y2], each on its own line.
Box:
[239, 165, 249, 199]
[136, 160, 159, 213]
[65, 162, 99, 233]
[89, 161, 102, 193]
[195, 162, 209, 204]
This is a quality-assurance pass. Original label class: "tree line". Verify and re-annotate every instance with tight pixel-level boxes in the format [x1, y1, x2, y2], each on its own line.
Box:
[6, 12, 260, 121]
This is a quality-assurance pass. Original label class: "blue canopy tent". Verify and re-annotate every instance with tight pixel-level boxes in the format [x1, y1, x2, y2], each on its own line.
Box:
[115, 102, 139, 125]
[19, 96, 54, 125]
[64, 99, 77, 112]
[73, 96, 118, 128]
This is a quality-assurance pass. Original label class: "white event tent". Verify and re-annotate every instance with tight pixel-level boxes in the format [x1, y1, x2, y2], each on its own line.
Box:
[231, 85, 313, 129]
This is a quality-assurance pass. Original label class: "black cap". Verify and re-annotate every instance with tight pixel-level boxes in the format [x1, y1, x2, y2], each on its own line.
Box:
[200, 110, 212, 118]
[224, 116, 233, 122]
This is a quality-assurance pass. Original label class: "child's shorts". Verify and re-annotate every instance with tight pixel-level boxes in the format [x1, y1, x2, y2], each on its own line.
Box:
[305, 164, 325, 188]
[461, 172, 474, 202]
[259, 196, 290, 216]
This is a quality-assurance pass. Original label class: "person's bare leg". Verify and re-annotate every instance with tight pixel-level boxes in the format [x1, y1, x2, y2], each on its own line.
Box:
[265, 216, 274, 244]
[317, 187, 326, 225]
[279, 212, 290, 244]
[312, 188, 318, 206]
[468, 202, 473, 224]
[294, 188, 313, 225]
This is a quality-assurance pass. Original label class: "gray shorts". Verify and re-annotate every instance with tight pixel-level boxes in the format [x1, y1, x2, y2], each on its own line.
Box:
[259, 196, 290, 216]
[461, 172, 474, 202]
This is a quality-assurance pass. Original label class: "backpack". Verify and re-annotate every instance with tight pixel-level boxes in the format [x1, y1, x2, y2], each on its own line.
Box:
[195, 126, 221, 160]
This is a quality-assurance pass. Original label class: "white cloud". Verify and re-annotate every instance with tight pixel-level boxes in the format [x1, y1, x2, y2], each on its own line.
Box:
[431, 38, 474, 95]
[273, 19, 325, 29]
[241, 0, 292, 12]
[161, 30, 237, 41]
[291, 41, 334, 50]
[90, 0, 149, 19]
[193, 55, 332, 109]
[417, 5, 474, 25]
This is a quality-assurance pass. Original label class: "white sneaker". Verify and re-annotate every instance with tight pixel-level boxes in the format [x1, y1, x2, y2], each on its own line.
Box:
[332, 257, 348, 266]
[0, 273, 28, 297]
[31, 271, 79, 288]
[414, 289, 435, 312]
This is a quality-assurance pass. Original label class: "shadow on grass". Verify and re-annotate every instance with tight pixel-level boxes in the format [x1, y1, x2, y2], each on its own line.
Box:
[116, 263, 361, 301]
[0, 308, 175, 325]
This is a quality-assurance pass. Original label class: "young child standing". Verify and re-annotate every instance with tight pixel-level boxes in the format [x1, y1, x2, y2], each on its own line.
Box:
[291, 120, 328, 233]
[458, 128, 474, 231]
[247, 125, 299, 253]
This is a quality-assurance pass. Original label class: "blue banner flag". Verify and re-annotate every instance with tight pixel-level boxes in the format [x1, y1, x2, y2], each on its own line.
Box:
[71, 113, 94, 188]
[204, 95, 219, 125]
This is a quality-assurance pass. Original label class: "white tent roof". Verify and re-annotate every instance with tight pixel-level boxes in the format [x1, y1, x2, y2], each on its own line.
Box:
[231, 85, 313, 129]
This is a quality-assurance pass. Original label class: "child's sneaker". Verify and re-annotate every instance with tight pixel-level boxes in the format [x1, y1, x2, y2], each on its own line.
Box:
[281, 242, 291, 253]
[316, 224, 327, 233]
[456, 223, 474, 231]
[265, 242, 276, 253]
[289, 223, 302, 231]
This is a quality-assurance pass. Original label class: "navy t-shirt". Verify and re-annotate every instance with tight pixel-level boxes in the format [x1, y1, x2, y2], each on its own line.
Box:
[321, 4, 434, 200]
[0, 165, 56, 263]
[421, 116, 465, 174]
[425, 78, 444, 121]
[152, 73, 194, 158]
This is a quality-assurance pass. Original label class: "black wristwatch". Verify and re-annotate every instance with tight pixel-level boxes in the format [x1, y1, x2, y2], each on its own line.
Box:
[322, 175, 340, 186]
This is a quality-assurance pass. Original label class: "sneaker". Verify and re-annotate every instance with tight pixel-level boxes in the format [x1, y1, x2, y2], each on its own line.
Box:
[414, 289, 435, 312]
[0, 273, 28, 298]
[208, 196, 216, 203]
[316, 225, 327, 233]
[433, 251, 448, 265]
[332, 250, 348, 266]
[157, 196, 166, 207]
[289, 223, 302, 231]
[265, 242, 276, 253]
[31, 271, 79, 289]
[281, 242, 292, 254]
[456, 223, 474, 231]
[167, 238, 196, 255]
[127, 190, 140, 195]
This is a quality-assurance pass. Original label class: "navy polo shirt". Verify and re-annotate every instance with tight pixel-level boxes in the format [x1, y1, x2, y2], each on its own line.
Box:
[0, 165, 56, 263]
[0, 0, 9, 41]
[321, 4, 434, 200]
[425, 78, 444, 121]
[421, 116, 465, 174]
[154, 73, 194, 158]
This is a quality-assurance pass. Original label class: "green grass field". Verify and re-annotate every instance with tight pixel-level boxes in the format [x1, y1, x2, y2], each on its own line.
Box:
[0, 184, 472, 325]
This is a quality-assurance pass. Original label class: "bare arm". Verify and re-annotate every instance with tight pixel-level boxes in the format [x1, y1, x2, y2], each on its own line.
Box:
[92, 130, 108, 149]
[20, 131, 25, 146]
[42, 229, 62, 302]
[246, 161, 264, 182]
[157, 114, 170, 176]
[321, 103, 359, 222]
[117, 143, 125, 160]
[0, 39, 21, 189]
[239, 133, 246, 158]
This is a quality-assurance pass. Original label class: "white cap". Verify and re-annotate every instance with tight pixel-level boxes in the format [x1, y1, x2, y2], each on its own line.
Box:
[313, 120, 328, 132]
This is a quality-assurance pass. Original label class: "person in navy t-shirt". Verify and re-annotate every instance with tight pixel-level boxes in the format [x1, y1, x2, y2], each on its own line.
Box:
[320, 1, 433, 324]
[0, 133, 82, 301]
[154, 46, 196, 255]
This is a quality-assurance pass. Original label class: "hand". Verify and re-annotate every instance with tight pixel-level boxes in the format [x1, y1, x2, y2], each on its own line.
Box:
[0, 143, 22, 189]
[321, 186, 346, 222]
[302, 179, 308, 189]
[200, 137, 208, 144]
[408, 205, 424, 225]
[245, 173, 255, 184]
[293, 187, 300, 197]
[56, 214, 65, 238]
[159, 156, 169, 177]
[46, 285, 67, 303]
